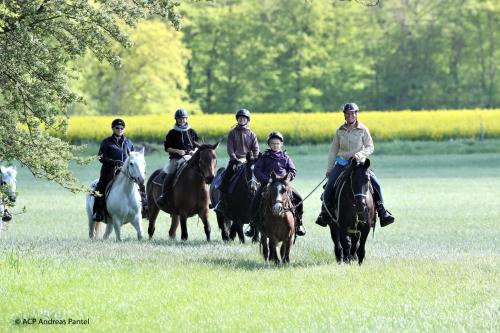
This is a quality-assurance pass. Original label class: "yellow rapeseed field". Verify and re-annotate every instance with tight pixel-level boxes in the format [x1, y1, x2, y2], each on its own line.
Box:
[66, 110, 500, 143]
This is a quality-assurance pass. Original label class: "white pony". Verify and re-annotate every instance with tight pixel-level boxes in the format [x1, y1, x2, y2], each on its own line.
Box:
[86, 149, 146, 241]
[0, 165, 17, 237]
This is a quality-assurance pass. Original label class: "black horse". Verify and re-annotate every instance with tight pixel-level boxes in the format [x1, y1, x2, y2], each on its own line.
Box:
[210, 152, 260, 243]
[328, 158, 375, 265]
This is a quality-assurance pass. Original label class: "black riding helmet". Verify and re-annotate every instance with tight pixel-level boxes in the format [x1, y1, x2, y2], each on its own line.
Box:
[235, 108, 251, 121]
[174, 108, 188, 119]
[342, 102, 359, 113]
[111, 118, 125, 128]
[267, 131, 284, 144]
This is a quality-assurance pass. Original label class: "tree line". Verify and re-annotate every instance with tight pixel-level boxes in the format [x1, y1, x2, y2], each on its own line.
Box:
[71, 0, 499, 115]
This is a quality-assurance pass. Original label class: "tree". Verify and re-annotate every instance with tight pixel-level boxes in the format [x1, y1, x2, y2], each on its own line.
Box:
[0, 0, 181, 190]
[70, 19, 198, 116]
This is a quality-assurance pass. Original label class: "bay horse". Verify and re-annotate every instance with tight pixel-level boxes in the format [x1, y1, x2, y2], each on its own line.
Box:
[328, 158, 375, 265]
[0, 166, 17, 237]
[260, 172, 295, 264]
[147, 143, 218, 241]
[86, 149, 146, 241]
[209, 152, 260, 243]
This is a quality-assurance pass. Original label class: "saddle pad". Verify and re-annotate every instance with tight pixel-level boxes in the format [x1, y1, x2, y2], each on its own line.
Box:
[152, 172, 166, 186]
[213, 169, 225, 190]
[227, 164, 245, 194]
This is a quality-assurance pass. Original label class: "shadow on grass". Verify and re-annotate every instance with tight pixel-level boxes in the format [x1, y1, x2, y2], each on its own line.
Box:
[186, 254, 340, 271]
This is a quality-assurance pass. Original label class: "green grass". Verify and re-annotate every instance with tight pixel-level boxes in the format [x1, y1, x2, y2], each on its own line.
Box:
[1, 145, 499, 332]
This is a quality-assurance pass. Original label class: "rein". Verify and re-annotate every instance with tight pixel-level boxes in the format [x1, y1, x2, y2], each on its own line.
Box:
[284, 176, 328, 212]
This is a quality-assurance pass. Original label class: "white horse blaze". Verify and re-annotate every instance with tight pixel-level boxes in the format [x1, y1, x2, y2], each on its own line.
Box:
[272, 183, 283, 216]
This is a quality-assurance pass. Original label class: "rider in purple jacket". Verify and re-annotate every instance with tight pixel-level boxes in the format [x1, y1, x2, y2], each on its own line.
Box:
[248, 131, 306, 237]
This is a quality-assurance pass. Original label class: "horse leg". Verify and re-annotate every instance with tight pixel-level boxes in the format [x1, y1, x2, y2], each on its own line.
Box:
[329, 224, 342, 263]
[270, 239, 280, 265]
[357, 228, 369, 265]
[103, 222, 113, 240]
[88, 217, 96, 239]
[283, 238, 292, 264]
[237, 222, 245, 243]
[260, 236, 268, 262]
[350, 234, 360, 262]
[112, 218, 122, 242]
[131, 215, 144, 240]
[229, 220, 236, 241]
[199, 208, 211, 242]
[340, 227, 351, 264]
[147, 201, 160, 239]
[180, 215, 188, 241]
[169, 214, 179, 239]
[217, 212, 230, 242]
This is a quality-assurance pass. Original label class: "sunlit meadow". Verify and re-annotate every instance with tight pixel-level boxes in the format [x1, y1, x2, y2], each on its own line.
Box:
[1, 144, 499, 332]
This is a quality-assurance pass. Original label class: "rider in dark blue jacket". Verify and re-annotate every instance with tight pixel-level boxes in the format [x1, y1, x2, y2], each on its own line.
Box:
[249, 131, 306, 237]
[92, 119, 135, 221]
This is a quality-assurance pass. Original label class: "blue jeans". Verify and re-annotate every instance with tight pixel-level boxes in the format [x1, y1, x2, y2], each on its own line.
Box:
[323, 163, 385, 209]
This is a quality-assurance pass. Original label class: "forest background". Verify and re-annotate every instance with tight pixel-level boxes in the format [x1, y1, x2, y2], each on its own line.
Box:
[69, 0, 500, 116]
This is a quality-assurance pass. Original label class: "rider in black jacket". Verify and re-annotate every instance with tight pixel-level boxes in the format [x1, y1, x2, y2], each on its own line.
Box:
[92, 118, 135, 222]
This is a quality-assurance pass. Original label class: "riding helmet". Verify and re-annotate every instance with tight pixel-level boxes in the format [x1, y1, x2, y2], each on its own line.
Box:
[235, 108, 251, 121]
[342, 102, 359, 113]
[267, 131, 284, 143]
[174, 108, 188, 119]
[111, 118, 125, 128]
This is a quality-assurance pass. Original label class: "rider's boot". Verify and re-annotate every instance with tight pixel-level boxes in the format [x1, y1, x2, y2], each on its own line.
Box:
[92, 196, 104, 222]
[2, 209, 12, 222]
[315, 205, 331, 227]
[376, 201, 395, 227]
[296, 215, 306, 236]
[214, 193, 227, 214]
[157, 173, 174, 207]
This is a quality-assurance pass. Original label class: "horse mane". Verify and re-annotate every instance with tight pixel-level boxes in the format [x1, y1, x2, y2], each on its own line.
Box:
[185, 144, 216, 168]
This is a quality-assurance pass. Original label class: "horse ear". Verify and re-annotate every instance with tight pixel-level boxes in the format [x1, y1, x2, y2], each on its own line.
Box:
[195, 142, 201, 149]
[364, 158, 370, 169]
[0, 166, 4, 174]
[213, 141, 219, 150]
[271, 171, 277, 182]
[350, 158, 358, 168]
[127, 147, 131, 156]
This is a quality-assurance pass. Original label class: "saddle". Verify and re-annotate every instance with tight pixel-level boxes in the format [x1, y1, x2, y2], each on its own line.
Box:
[227, 164, 245, 194]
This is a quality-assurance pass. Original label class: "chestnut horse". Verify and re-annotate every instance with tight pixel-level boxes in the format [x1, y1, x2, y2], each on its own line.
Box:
[260, 172, 295, 264]
[328, 158, 375, 264]
[146, 143, 218, 241]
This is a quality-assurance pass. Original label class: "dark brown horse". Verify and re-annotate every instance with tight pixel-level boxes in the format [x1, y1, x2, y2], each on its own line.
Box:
[329, 158, 375, 264]
[209, 152, 260, 243]
[146, 143, 218, 241]
[260, 172, 295, 264]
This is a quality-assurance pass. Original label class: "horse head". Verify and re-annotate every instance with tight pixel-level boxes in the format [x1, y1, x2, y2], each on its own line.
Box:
[267, 171, 292, 217]
[350, 158, 371, 223]
[195, 142, 218, 184]
[123, 148, 146, 186]
[0, 166, 17, 203]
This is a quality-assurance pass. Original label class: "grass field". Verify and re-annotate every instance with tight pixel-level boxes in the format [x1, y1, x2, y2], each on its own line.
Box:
[1, 143, 499, 332]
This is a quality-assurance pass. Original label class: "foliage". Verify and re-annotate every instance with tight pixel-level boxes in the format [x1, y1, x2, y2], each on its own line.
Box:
[64, 110, 500, 144]
[178, 0, 500, 113]
[70, 19, 200, 116]
[0, 0, 181, 190]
